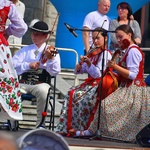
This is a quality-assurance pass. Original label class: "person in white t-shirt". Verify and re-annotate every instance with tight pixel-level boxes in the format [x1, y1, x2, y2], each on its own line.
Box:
[7, 0, 26, 56]
[82, 0, 111, 55]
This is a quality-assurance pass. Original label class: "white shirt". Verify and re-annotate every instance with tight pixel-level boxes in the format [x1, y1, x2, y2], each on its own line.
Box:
[12, 43, 61, 76]
[83, 11, 110, 46]
[124, 44, 142, 80]
[15, 0, 25, 18]
[74, 50, 112, 78]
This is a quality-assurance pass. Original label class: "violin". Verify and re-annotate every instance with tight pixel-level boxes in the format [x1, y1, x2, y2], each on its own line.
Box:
[47, 45, 58, 56]
[40, 13, 60, 64]
[101, 39, 130, 98]
[79, 47, 103, 65]
[120, 39, 130, 50]
[40, 45, 58, 64]
[86, 47, 103, 58]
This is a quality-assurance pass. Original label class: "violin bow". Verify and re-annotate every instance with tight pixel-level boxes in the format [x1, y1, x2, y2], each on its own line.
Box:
[47, 13, 60, 43]
[40, 13, 60, 63]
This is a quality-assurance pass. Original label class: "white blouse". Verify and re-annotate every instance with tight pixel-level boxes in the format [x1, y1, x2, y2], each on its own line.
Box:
[1, 0, 27, 37]
[12, 43, 61, 76]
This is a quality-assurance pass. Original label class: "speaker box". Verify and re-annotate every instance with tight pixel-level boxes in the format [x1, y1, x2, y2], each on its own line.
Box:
[136, 124, 150, 147]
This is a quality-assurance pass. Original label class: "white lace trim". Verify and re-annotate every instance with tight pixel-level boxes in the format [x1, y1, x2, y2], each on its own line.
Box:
[0, 0, 11, 9]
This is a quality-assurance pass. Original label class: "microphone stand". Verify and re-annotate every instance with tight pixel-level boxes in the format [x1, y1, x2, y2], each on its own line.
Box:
[90, 31, 115, 140]
[64, 23, 116, 37]
[89, 29, 110, 141]
[65, 23, 130, 143]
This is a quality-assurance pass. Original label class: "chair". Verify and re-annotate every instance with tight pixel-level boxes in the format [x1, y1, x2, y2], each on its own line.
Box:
[18, 69, 56, 131]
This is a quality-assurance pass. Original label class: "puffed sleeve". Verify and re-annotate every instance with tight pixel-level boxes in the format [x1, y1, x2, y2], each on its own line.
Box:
[6, 3, 27, 37]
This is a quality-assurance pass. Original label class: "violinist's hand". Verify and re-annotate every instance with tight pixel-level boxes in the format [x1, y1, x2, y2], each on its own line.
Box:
[107, 60, 116, 68]
[81, 56, 91, 67]
[29, 62, 40, 70]
[45, 46, 55, 60]
[76, 64, 82, 72]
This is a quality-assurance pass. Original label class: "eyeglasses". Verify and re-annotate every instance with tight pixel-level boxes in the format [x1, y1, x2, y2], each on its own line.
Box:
[118, 7, 127, 11]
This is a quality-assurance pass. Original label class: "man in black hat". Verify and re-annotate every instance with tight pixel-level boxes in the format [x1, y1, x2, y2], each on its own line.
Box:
[12, 19, 61, 128]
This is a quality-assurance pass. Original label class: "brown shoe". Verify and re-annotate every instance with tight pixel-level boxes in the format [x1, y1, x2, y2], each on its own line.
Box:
[68, 128, 77, 136]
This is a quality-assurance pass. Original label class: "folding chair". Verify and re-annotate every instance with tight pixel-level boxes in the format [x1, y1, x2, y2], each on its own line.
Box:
[18, 69, 56, 131]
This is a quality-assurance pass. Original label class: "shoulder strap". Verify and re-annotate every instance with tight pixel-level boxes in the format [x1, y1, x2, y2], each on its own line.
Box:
[128, 45, 142, 52]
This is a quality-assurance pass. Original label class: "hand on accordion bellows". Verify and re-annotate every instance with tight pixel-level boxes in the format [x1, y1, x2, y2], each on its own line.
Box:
[29, 62, 40, 70]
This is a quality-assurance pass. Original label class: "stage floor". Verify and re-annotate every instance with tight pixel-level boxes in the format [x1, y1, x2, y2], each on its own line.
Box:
[3, 129, 149, 150]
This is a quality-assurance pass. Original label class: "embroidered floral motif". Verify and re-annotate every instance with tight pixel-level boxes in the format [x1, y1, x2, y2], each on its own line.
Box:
[0, 68, 5, 73]
[3, 59, 7, 64]
[0, 78, 22, 113]
[7, 53, 10, 58]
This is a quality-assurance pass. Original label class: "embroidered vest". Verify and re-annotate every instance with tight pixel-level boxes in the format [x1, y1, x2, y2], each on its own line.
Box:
[0, 5, 10, 46]
[119, 46, 146, 87]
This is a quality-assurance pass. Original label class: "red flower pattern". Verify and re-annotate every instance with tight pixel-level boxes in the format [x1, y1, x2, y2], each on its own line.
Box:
[7, 53, 10, 58]
[3, 59, 7, 64]
[15, 82, 19, 88]
[60, 118, 64, 122]
[10, 77, 14, 83]
[17, 91, 21, 97]
[7, 85, 13, 93]
[0, 6, 22, 118]
[12, 104, 19, 112]
[9, 98, 14, 106]
[1, 81, 6, 88]
[0, 68, 5, 73]
[84, 108, 89, 114]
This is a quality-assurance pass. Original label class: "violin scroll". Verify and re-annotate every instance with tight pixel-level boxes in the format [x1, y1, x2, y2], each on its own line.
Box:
[120, 39, 130, 50]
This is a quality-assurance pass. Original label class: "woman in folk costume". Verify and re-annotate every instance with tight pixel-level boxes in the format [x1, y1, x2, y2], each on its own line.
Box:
[69, 24, 150, 142]
[55, 27, 112, 135]
[0, 0, 27, 129]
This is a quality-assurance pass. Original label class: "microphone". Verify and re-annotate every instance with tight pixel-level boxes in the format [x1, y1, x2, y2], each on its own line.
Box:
[64, 23, 78, 37]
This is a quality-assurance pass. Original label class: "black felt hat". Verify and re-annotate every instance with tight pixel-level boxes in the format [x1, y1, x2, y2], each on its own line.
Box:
[29, 20, 52, 34]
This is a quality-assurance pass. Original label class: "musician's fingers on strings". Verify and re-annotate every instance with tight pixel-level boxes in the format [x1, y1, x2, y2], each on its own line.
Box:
[80, 55, 84, 63]
[76, 64, 81, 71]
[80, 55, 84, 59]
[83, 56, 88, 63]
[107, 60, 115, 68]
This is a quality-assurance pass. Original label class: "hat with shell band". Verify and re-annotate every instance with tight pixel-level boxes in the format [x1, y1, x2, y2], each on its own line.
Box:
[29, 19, 52, 34]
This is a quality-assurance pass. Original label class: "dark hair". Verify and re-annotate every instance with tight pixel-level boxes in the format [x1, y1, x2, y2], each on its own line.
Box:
[92, 27, 108, 45]
[115, 24, 135, 43]
[117, 2, 132, 21]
